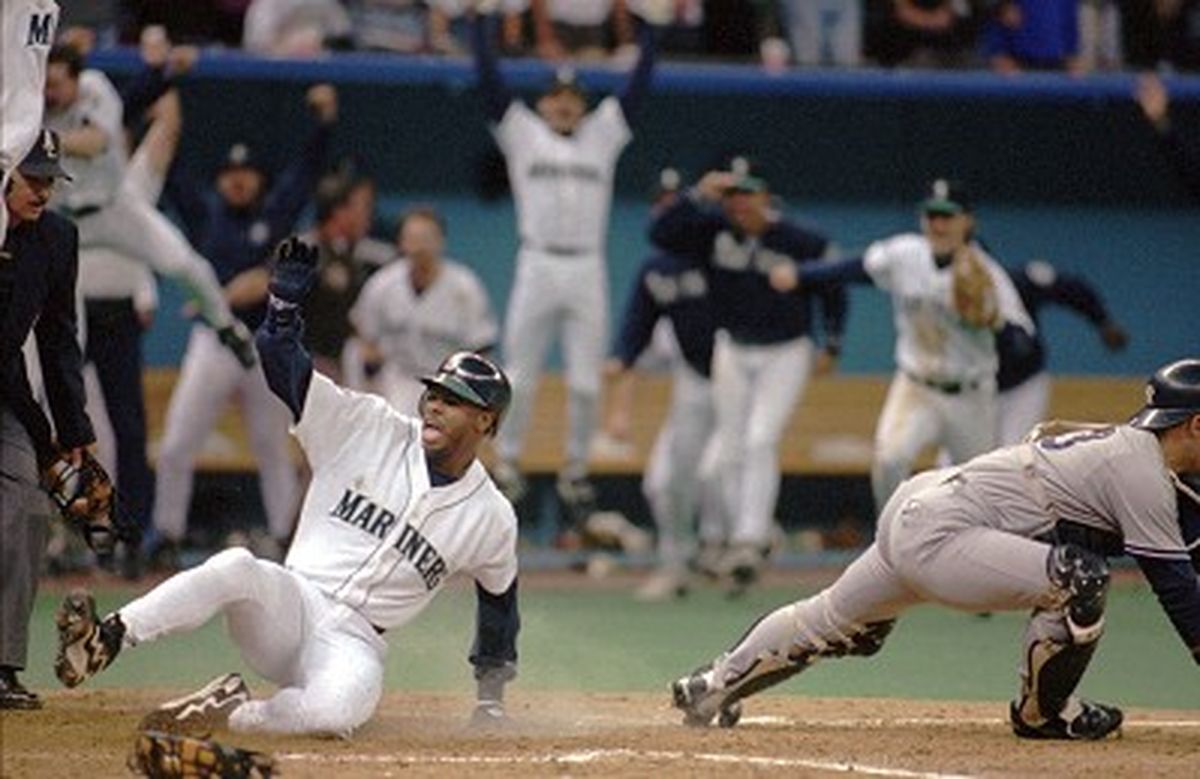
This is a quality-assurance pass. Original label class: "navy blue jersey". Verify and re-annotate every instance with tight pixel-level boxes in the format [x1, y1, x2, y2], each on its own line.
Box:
[613, 253, 716, 377]
[649, 194, 845, 347]
[165, 123, 331, 329]
[997, 261, 1113, 391]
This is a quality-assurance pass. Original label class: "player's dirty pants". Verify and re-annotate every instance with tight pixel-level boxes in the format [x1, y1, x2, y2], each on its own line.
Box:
[0, 411, 53, 670]
[119, 548, 386, 737]
[75, 198, 233, 330]
[708, 471, 1077, 711]
[497, 250, 607, 474]
[712, 333, 813, 546]
[643, 361, 720, 570]
[872, 371, 997, 512]
[152, 326, 299, 542]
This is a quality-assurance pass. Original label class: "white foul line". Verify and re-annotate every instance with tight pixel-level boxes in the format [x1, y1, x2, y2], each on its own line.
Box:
[740, 715, 1200, 729]
[278, 747, 975, 779]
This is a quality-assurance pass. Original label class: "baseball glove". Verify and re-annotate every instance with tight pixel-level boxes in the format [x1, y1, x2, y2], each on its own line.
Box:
[951, 248, 999, 329]
[41, 450, 138, 555]
[128, 731, 276, 779]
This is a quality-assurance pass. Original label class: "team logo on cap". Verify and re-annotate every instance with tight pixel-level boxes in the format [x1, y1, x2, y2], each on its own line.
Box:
[42, 130, 59, 160]
[932, 179, 949, 199]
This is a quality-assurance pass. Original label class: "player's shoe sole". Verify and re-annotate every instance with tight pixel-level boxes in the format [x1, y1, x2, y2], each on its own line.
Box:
[54, 590, 123, 688]
[139, 673, 251, 737]
[1010, 699, 1123, 741]
[670, 667, 742, 728]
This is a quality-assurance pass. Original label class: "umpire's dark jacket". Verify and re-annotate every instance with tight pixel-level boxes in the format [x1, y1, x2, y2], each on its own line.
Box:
[0, 210, 93, 465]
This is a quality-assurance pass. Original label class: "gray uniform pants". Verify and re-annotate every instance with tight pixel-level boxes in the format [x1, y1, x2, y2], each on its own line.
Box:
[713, 468, 1069, 692]
[0, 410, 51, 669]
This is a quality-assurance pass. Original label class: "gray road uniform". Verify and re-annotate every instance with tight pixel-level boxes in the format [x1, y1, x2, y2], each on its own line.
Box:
[673, 418, 1200, 737]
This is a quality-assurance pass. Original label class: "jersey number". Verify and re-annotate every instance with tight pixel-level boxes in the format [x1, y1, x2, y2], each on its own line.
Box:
[1036, 426, 1117, 451]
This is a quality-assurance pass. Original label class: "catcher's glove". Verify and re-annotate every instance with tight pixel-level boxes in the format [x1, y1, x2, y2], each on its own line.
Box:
[41, 450, 139, 555]
[129, 731, 276, 779]
[951, 247, 999, 330]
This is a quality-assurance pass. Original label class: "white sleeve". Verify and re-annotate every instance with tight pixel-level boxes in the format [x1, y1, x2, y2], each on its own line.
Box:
[471, 509, 519, 595]
[862, 238, 894, 291]
[242, 0, 277, 52]
[584, 97, 633, 160]
[1, 0, 57, 173]
[492, 102, 539, 157]
[293, 371, 417, 470]
[987, 259, 1036, 334]
[461, 269, 499, 350]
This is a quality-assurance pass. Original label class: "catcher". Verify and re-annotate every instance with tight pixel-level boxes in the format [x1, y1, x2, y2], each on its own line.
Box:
[1, 129, 132, 710]
[769, 178, 1034, 510]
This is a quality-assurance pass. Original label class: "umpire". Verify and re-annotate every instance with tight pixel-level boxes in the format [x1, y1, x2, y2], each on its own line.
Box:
[0, 129, 93, 709]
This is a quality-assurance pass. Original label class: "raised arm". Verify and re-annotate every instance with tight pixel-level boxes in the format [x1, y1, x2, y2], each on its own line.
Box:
[255, 238, 318, 421]
[617, 21, 657, 121]
[649, 175, 730, 258]
[262, 85, 337, 240]
[472, 14, 515, 124]
[1016, 262, 1128, 350]
[1137, 74, 1200, 200]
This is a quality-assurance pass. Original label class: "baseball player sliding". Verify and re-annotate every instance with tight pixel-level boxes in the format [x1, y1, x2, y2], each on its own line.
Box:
[673, 358, 1200, 740]
[53, 238, 521, 737]
[1, 0, 58, 243]
[43, 43, 254, 366]
[771, 180, 1034, 511]
[472, 10, 656, 513]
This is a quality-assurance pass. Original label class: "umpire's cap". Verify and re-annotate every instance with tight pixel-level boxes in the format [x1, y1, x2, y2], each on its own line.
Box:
[421, 352, 512, 434]
[18, 129, 72, 180]
[1130, 358, 1200, 431]
[921, 178, 972, 215]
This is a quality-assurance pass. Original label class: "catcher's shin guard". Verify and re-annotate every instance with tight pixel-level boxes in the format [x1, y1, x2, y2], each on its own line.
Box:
[54, 590, 125, 687]
[1013, 544, 1111, 732]
[129, 731, 276, 778]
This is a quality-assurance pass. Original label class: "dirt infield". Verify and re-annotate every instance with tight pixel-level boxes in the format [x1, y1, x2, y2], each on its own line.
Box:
[4, 690, 1197, 778]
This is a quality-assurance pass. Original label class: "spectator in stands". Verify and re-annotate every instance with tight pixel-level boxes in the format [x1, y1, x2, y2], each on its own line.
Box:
[1119, 0, 1200, 71]
[1136, 73, 1200, 199]
[1077, 0, 1122, 71]
[350, 206, 499, 413]
[301, 166, 392, 383]
[865, 0, 984, 68]
[344, 0, 428, 53]
[982, 0, 1082, 74]
[118, 0, 249, 47]
[243, 0, 352, 56]
[531, 0, 636, 61]
[780, 0, 863, 67]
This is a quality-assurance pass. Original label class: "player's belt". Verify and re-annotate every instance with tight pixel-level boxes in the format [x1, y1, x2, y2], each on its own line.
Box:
[523, 242, 591, 257]
[904, 370, 982, 395]
[65, 204, 103, 219]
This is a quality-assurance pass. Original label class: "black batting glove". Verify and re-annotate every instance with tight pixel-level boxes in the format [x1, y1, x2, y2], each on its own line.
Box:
[268, 236, 319, 306]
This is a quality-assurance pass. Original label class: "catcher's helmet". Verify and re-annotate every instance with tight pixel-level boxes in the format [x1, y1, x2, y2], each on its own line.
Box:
[420, 352, 511, 434]
[1130, 358, 1200, 431]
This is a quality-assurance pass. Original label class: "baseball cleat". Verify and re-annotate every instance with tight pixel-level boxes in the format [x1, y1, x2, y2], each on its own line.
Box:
[139, 672, 251, 737]
[54, 590, 125, 688]
[671, 665, 741, 728]
[1009, 699, 1123, 741]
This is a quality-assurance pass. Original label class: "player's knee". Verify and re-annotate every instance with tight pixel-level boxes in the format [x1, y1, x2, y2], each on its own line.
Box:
[204, 547, 259, 578]
[1047, 543, 1109, 643]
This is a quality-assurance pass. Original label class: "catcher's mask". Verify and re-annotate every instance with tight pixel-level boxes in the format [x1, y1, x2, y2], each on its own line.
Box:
[420, 352, 511, 436]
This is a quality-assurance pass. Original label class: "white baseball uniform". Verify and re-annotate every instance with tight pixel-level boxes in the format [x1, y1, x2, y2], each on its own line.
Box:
[863, 234, 1034, 509]
[118, 372, 519, 736]
[492, 98, 631, 474]
[693, 424, 1196, 723]
[45, 68, 235, 331]
[351, 258, 497, 414]
[0, 0, 58, 241]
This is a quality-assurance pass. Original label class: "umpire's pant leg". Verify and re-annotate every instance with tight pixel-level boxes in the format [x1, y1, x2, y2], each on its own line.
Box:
[0, 412, 51, 669]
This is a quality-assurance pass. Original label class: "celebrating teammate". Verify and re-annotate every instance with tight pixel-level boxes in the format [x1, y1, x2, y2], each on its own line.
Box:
[672, 357, 1200, 740]
[1, 0, 59, 242]
[471, 10, 656, 516]
[650, 167, 846, 593]
[53, 237, 521, 737]
[771, 179, 1034, 511]
[42, 43, 254, 366]
[351, 206, 499, 413]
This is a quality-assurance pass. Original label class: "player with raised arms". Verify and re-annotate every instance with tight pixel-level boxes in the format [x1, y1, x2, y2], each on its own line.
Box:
[51, 237, 521, 738]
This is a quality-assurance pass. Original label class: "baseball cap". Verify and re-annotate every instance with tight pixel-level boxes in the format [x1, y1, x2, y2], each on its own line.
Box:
[219, 142, 263, 174]
[1130, 358, 1200, 431]
[544, 66, 587, 99]
[921, 178, 971, 215]
[18, 129, 72, 180]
